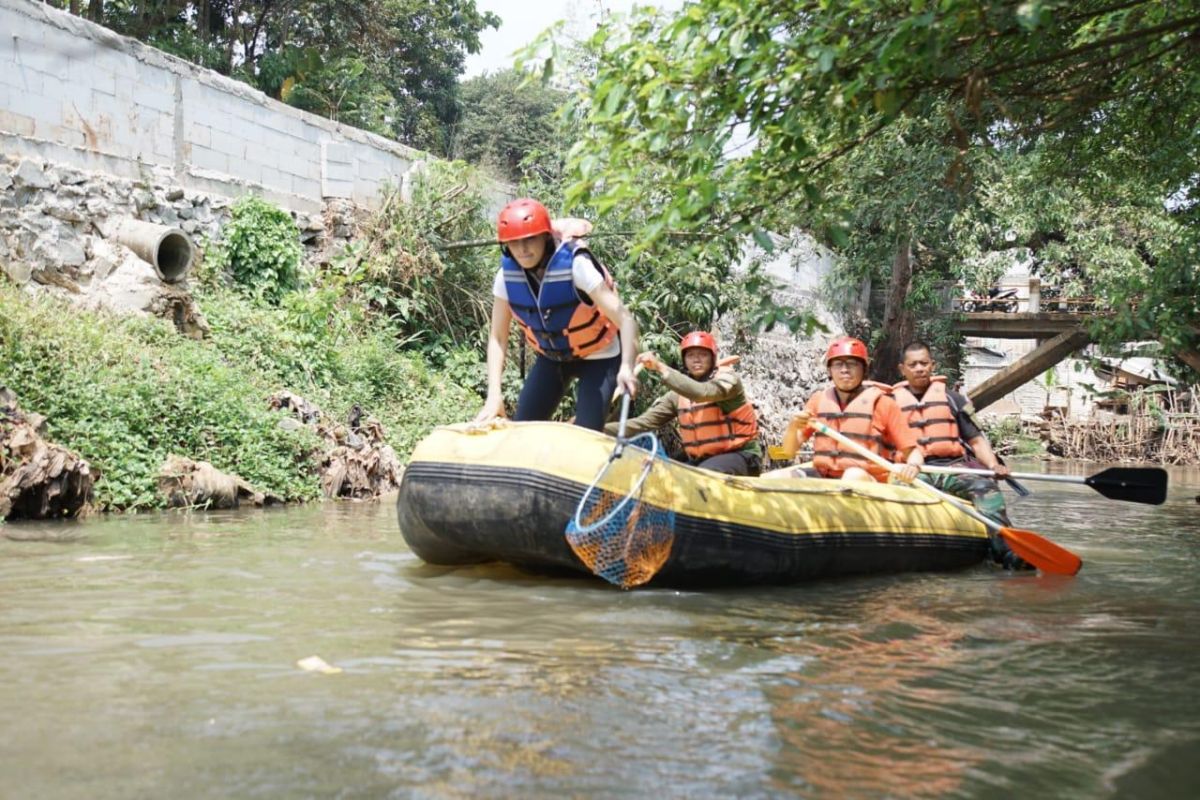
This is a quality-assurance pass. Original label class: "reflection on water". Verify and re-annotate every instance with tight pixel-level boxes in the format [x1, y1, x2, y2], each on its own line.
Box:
[2, 464, 1199, 798]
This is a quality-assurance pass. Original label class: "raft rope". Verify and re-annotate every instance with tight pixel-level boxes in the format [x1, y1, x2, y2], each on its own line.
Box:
[565, 396, 676, 589]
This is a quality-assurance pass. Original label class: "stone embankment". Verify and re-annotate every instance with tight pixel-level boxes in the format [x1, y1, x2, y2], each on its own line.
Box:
[0, 153, 359, 332]
[728, 305, 842, 457]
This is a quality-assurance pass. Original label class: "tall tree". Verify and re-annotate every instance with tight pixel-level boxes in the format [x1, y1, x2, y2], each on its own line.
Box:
[550, 0, 1200, 371]
[451, 69, 568, 183]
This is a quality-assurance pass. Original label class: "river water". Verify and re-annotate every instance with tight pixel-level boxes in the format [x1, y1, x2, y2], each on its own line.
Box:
[2, 463, 1198, 798]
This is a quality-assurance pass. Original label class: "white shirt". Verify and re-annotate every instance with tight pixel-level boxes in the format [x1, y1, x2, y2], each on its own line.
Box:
[493, 253, 621, 360]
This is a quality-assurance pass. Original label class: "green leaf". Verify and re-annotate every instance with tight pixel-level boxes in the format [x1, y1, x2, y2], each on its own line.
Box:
[605, 83, 625, 116]
[818, 47, 834, 74]
[752, 229, 775, 252]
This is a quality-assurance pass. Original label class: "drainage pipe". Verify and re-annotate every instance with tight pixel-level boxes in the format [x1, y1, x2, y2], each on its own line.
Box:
[108, 218, 194, 283]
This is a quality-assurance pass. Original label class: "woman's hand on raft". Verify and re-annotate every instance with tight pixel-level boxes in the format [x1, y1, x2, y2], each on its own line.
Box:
[616, 364, 640, 398]
[473, 396, 506, 423]
[892, 464, 920, 484]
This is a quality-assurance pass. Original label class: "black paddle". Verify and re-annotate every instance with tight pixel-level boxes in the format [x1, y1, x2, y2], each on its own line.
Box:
[1083, 467, 1169, 505]
[919, 465, 1169, 505]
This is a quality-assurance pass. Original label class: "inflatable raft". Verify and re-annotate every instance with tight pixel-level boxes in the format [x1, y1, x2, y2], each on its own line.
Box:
[396, 421, 992, 587]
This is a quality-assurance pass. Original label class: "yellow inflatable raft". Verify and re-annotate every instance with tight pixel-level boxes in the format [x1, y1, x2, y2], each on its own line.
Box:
[396, 421, 992, 587]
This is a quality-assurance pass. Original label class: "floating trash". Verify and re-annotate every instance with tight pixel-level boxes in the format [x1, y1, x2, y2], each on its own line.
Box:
[296, 655, 342, 675]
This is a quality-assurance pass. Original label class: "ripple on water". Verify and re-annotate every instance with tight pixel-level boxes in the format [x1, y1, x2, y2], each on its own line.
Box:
[2, 481, 1199, 798]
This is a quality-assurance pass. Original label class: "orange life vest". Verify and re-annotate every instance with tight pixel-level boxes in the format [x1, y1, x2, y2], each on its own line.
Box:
[891, 376, 965, 459]
[677, 392, 759, 460]
[811, 382, 897, 480]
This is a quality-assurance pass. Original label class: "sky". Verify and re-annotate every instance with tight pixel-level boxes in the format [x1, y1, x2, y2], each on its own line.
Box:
[463, 0, 683, 77]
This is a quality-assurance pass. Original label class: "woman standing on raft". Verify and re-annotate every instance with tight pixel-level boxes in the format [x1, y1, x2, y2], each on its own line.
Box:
[473, 198, 640, 430]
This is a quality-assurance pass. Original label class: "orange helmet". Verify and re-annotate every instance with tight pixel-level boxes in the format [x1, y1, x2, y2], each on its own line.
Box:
[680, 331, 718, 357]
[825, 336, 869, 365]
[497, 198, 552, 242]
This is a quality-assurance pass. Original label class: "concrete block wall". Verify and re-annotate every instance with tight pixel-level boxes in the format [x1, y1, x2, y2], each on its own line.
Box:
[964, 339, 1105, 421]
[0, 0, 511, 215]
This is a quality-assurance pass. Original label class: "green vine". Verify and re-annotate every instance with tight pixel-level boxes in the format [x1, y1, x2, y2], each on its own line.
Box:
[210, 196, 303, 303]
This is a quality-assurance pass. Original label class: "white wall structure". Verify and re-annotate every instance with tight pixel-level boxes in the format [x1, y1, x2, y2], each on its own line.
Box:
[962, 338, 1107, 421]
[0, 0, 507, 215]
[756, 233, 838, 301]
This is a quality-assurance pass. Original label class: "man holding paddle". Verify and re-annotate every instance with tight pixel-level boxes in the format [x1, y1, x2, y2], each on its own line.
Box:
[893, 341, 1031, 569]
[764, 337, 925, 483]
[893, 342, 1013, 520]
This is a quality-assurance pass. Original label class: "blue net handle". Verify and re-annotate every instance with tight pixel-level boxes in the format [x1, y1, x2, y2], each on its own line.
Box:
[570, 432, 660, 535]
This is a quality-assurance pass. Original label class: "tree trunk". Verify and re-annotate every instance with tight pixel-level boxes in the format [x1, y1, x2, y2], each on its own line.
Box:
[85, 0, 102, 22]
[870, 239, 915, 386]
[199, 0, 209, 43]
[69, 0, 81, 16]
[1174, 346, 1200, 377]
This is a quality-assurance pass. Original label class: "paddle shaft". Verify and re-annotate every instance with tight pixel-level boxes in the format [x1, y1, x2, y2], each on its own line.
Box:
[808, 420, 1005, 533]
[920, 463, 1167, 505]
[614, 392, 632, 456]
[920, 465, 1094, 484]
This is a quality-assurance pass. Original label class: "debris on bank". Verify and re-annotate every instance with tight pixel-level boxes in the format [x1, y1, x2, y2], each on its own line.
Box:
[158, 454, 281, 510]
[0, 387, 94, 521]
[269, 391, 403, 499]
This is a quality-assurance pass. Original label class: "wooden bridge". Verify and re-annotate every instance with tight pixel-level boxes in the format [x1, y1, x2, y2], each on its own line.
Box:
[944, 278, 1199, 411]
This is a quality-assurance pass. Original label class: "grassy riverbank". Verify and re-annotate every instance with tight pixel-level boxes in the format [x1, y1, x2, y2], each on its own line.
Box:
[0, 282, 479, 510]
[981, 417, 1046, 459]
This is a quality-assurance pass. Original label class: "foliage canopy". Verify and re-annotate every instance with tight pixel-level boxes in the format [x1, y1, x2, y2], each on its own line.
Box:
[58, 0, 500, 152]
[552, 0, 1199, 367]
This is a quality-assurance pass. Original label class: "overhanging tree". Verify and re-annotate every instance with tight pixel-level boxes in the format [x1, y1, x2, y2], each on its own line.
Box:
[557, 0, 1200, 372]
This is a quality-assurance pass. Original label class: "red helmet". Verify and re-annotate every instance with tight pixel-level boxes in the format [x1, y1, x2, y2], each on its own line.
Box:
[497, 198, 552, 242]
[825, 336, 869, 365]
[680, 331, 718, 357]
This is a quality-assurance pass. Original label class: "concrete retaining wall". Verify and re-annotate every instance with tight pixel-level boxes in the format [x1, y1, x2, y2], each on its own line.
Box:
[0, 0, 503, 215]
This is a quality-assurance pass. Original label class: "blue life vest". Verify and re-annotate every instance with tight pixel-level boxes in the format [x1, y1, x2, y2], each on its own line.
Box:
[502, 240, 618, 361]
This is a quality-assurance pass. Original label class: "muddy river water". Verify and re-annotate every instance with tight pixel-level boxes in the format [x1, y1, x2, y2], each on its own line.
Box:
[2, 463, 1198, 798]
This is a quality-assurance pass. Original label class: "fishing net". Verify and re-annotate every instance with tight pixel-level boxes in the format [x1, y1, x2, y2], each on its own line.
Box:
[565, 432, 676, 589]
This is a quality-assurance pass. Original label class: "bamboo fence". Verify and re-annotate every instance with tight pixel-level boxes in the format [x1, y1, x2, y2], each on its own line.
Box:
[1042, 386, 1200, 464]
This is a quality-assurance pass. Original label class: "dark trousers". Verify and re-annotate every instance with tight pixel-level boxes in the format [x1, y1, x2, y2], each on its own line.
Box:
[515, 353, 620, 431]
[691, 450, 761, 476]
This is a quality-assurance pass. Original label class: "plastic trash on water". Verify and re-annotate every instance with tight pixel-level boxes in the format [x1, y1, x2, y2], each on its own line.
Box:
[296, 655, 342, 674]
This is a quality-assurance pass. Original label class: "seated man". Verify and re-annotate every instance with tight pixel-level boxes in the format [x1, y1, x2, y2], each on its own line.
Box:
[894, 340, 1031, 569]
[764, 337, 923, 482]
[605, 332, 761, 476]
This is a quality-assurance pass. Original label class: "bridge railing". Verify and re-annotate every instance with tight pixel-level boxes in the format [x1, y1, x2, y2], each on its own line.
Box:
[944, 277, 1100, 314]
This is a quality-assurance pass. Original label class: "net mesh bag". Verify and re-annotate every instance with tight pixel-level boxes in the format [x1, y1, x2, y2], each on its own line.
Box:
[565, 432, 676, 589]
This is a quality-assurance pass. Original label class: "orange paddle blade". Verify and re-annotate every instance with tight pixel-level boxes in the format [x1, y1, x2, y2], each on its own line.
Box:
[998, 527, 1082, 576]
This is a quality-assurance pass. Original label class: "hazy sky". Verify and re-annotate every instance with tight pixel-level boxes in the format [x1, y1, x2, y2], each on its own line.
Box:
[464, 0, 683, 77]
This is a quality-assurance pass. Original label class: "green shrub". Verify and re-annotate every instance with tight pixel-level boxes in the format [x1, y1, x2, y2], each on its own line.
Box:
[354, 162, 496, 350]
[210, 195, 303, 302]
[982, 417, 1045, 457]
[0, 278, 483, 511]
[0, 285, 320, 509]
[196, 287, 481, 457]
